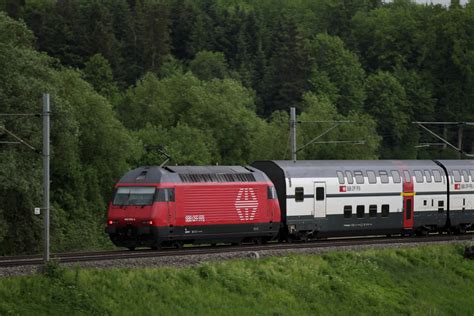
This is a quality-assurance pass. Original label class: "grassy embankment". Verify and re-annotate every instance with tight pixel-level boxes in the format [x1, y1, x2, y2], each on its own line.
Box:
[0, 244, 473, 315]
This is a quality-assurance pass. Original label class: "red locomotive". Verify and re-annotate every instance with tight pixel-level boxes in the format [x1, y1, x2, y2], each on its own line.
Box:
[106, 165, 281, 250]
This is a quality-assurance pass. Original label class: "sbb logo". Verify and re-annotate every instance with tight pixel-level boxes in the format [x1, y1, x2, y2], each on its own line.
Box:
[235, 188, 259, 221]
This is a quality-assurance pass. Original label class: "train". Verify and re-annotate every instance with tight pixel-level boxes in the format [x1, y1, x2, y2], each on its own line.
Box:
[106, 160, 474, 250]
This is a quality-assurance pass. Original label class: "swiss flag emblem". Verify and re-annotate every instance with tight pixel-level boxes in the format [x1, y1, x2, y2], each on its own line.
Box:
[339, 186, 347, 192]
[454, 183, 460, 190]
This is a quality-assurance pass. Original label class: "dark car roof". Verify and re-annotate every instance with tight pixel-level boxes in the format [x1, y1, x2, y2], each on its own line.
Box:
[118, 165, 270, 184]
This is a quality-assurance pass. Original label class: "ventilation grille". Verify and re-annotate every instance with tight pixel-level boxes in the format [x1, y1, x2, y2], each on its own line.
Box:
[179, 173, 256, 183]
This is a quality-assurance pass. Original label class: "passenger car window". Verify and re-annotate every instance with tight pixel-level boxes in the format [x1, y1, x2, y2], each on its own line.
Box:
[462, 170, 469, 182]
[414, 170, 424, 183]
[344, 206, 352, 218]
[391, 170, 401, 183]
[337, 171, 345, 184]
[369, 205, 377, 217]
[354, 171, 364, 184]
[316, 187, 325, 201]
[403, 171, 411, 183]
[379, 171, 389, 184]
[357, 205, 365, 218]
[381, 204, 389, 217]
[295, 187, 304, 202]
[345, 171, 354, 184]
[470, 170, 474, 182]
[452, 170, 461, 182]
[433, 170, 442, 183]
[367, 171, 376, 184]
[424, 170, 432, 183]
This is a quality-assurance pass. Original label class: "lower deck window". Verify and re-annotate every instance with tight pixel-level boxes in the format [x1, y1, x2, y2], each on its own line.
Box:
[295, 187, 304, 202]
[357, 205, 365, 218]
[369, 205, 377, 217]
[381, 204, 389, 217]
[344, 205, 352, 218]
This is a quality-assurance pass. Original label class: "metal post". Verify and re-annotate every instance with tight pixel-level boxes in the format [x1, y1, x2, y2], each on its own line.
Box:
[458, 124, 463, 159]
[43, 94, 50, 262]
[290, 107, 297, 162]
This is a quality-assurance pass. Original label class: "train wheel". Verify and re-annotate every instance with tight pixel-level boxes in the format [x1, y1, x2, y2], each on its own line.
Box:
[128, 246, 136, 251]
[253, 238, 263, 245]
[173, 241, 183, 249]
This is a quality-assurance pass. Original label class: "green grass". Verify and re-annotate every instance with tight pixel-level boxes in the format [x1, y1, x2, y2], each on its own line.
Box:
[1, 244, 474, 315]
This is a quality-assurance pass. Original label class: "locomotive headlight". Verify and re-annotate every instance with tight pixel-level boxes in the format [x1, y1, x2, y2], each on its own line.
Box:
[142, 220, 153, 225]
[108, 220, 118, 225]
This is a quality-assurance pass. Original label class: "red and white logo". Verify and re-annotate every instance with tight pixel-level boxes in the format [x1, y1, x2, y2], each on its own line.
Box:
[235, 188, 259, 221]
[454, 183, 461, 190]
[339, 186, 347, 192]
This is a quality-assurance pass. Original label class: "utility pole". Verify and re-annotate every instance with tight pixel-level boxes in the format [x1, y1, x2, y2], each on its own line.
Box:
[290, 107, 297, 162]
[0, 94, 51, 263]
[43, 94, 50, 263]
[289, 107, 364, 160]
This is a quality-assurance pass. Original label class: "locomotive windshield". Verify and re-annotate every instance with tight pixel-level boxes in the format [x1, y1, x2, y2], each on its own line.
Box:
[113, 187, 156, 206]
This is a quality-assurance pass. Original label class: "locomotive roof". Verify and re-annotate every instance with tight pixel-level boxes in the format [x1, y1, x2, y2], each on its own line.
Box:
[253, 160, 446, 178]
[118, 165, 269, 184]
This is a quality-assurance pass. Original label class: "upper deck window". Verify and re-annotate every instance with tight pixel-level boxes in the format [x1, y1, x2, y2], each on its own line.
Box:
[367, 171, 376, 184]
[414, 170, 424, 183]
[403, 171, 412, 183]
[354, 171, 364, 184]
[345, 171, 354, 184]
[391, 170, 401, 183]
[462, 170, 469, 182]
[424, 170, 432, 183]
[337, 171, 345, 184]
[379, 170, 389, 184]
[452, 170, 461, 182]
[113, 187, 156, 206]
[433, 170, 442, 183]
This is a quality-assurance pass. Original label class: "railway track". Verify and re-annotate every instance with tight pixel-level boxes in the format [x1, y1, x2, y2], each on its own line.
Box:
[1, 234, 472, 268]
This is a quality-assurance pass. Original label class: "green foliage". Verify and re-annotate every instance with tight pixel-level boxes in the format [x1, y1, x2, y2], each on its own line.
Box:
[298, 93, 380, 159]
[190, 50, 231, 81]
[309, 33, 366, 115]
[0, 13, 135, 254]
[0, 244, 473, 315]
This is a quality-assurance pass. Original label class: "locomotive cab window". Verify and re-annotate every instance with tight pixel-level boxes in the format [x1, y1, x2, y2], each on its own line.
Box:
[344, 205, 352, 218]
[295, 187, 304, 202]
[156, 188, 175, 202]
[381, 204, 390, 217]
[357, 205, 365, 218]
[316, 187, 325, 201]
[113, 186, 156, 206]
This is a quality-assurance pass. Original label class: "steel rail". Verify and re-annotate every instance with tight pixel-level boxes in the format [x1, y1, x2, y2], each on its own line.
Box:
[1, 233, 472, 268]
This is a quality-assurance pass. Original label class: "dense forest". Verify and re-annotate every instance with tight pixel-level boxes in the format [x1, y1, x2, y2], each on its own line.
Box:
[0, 0, 473, 254]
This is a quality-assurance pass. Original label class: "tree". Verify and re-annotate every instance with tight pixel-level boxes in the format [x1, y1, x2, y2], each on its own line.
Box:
[189, 50, 231, 81]
[309, 33, 366, 115]
[298, 93, 380, 160]
[82, 53, 119, 101]
[364, 71, 417, 158]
